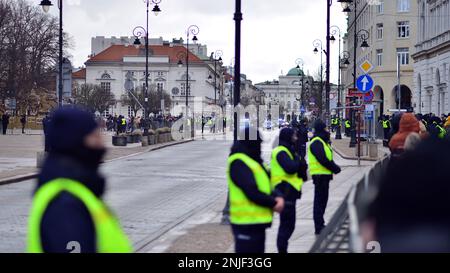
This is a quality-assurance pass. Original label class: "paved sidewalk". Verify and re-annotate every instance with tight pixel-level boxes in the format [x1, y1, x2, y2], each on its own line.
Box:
[0, 132, 193, 183]
[142, 130, 375, 253]
[331, 136, 390, 161]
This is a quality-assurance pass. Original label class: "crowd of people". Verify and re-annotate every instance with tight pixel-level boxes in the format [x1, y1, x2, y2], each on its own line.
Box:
[357, 111, 450, 252]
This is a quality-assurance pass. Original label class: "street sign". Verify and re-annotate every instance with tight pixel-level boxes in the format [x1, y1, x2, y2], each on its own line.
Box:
[360, 60, 374, 74]
[5, 98, 16, 110]
[348, 88, 362, 97]
[365, 110, 374, 120]
[356, 75, 374, 93]
[364, 90, 374, 103]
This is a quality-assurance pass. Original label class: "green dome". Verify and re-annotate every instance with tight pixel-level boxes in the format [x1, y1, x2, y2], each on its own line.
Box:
[287, 67, 304, 76]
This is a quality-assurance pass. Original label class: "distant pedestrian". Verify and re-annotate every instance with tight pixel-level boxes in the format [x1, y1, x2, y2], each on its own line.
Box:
[20, 114, 27, 134]
[308, 120, 341, 235]
[228, 127, 284, 253]
[27, 107, 132, 253]
[2, 112, 10, 135]
[42, 113, 51, 152]
[296, 118, 309, 159]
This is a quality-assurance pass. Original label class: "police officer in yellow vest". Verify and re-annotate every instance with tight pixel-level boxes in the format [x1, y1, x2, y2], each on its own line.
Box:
[344, 119, 351, 137]
[308, 120, 341, 235]
[27, 107, 132, 253]
[271, 127, 308, 253]
[227, 127, 284, 253]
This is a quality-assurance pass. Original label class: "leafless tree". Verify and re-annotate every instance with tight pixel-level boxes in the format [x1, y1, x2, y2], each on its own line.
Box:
[0, 0, 73, 114]
[73, 83, 116, 114]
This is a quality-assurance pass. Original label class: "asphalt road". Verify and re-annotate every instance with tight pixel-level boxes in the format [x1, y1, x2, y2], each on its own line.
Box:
[0, 139, 231, 253]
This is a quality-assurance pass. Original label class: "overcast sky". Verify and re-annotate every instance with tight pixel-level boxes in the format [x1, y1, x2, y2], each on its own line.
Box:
[41, 0, 348, 84]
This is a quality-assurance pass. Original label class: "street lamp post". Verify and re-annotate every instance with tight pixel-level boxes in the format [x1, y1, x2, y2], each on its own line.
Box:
[295, 58, 305, 118]
[210, 51, 223, 105]
[222, 0, 242, 226]
[184, 25, 199, 118]
[40, 0, 63, 107]
[313, 39, 325, 118]
[330, 25, 343, 139]
[338, 0, 370, 148]
[131, 0, 162, 135]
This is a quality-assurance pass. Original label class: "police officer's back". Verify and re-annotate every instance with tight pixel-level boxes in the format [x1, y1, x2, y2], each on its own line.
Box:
[308, 120, 341, 235]
[227, 128, 284, 253]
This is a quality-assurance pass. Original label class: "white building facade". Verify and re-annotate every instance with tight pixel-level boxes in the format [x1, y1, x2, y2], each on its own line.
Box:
[255, 68, 315, 120]
[343, 0, 418, 116]
[73, 43, 223, 117]
[412, 0, 450, 116]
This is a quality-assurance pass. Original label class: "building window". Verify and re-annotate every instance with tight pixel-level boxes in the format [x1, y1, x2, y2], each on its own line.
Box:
[156, 82, 164, 92]
[103, 108, 110, 118]
[397, 48, 410, 65]
[397, 0, 410, 12]
[101, 82, 111, 93]
[397, 21, 410, 38]
[376, 49, 383, 66]
[127, 106, 132, 118]
[180, 83, 191, 96]
[376, 23, 383, 40]
[157, 71, 164, 77]
[377, 1, 384, 14]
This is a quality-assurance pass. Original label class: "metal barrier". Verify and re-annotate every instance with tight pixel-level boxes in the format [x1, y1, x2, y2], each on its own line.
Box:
[309, 156, 390, 253]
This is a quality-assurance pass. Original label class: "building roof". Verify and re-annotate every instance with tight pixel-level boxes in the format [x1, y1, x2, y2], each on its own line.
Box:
[286, 67, 304, 77]
[72, 68, 86, 79]
[86, 44, 203, 64]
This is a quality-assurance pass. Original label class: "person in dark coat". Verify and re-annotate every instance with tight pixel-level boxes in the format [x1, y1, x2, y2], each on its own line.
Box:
[273, 127, 308, 253]
[308, 120, 341, 235]
[42, 113, 51, 152]
[35, 107, 109, 253]
[2, 112, 10, 135]
[363, 138, 450, 252]
[229, 127, 284, 253]
[296, 118, 309, 159]
[20, 114, 26, 134]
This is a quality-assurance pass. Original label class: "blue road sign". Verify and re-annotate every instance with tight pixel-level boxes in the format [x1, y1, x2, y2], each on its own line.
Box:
[365, 110, 374, 120]
[356, 75, 374, 93]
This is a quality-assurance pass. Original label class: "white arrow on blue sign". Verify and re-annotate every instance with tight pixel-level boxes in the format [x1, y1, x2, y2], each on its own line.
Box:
[356, 75, 374, 93]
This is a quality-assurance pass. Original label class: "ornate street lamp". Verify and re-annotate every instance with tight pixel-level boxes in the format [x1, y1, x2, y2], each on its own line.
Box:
[313, 39, 325, 118]
[210, 50, 223, 105]
[183, 25, 200, 118]
[130, 0, 162, 135]
[40, 0, 63, 106]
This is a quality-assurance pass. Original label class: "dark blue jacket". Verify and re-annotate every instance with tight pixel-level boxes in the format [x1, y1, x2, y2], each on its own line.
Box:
[36, 154, 105, 253]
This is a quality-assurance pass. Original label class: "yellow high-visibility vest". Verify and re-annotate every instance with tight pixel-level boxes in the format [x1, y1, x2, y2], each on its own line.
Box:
[27, 179, 132, 253]
[270, 146, 303, 192]
[308, 137, 333, 176]
[227, 153, 273, 225]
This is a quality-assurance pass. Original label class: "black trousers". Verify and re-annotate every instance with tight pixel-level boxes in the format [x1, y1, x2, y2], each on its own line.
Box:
[299, 144, 306, 160]
[277, 199, 297, 253]
[231, 225, 267, 253]
[383, 128, 390, 140]
[313, 175, 331, 234]
[2, 124, 7, 135]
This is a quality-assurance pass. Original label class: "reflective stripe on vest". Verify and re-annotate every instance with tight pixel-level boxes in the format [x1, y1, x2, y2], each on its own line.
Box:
[345, 121, 351, 128]
[227, 153, 273, 225]
[27, 179, 132, 253]
[270, 146, 304, 192]
[308, 137, 333, 175]
[121, 119, 126, 125]
[382, 120, 390, 129]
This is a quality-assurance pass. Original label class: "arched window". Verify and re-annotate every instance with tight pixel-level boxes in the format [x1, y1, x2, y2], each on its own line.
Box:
[101, 72, 111, 80]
